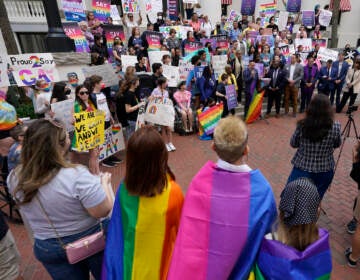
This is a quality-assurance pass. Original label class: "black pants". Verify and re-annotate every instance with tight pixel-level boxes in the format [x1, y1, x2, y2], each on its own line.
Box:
[236, 77, 243, 103]
[336, 90, 358, 113]
[267, 90, 282, 114]
[330, 83, 343, 106]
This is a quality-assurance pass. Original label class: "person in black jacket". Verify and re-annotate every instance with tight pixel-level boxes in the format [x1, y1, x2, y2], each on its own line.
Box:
[90, 34, 108, 61]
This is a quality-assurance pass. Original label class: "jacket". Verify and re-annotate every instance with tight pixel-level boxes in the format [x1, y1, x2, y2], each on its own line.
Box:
[265, 67, 287, 91]
[284, 63, 304, 88]
[343, 68, 360, 94]
[332, 60, 349, 85]
[318, 65, 337, 92]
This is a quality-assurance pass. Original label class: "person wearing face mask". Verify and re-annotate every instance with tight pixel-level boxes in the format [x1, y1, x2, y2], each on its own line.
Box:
[32, 79, 54, 118]
[67, 72, 79, 99]
[296, 25, 308, 39]
[147, 12, 165, 32]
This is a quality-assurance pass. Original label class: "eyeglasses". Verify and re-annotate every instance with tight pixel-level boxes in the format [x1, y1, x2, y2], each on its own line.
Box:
[79, 91, 89, 96]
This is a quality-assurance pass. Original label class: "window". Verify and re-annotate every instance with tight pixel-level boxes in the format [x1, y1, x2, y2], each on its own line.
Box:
[17, 33, 47, 53]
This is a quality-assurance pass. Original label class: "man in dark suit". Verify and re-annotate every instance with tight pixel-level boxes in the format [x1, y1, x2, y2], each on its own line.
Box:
[318, 59, 336, 96]
[243, 60, 259, 118]
[300, 56, 319, 112]
[265, 56, 287, 118]
[331, 52, 349, 106]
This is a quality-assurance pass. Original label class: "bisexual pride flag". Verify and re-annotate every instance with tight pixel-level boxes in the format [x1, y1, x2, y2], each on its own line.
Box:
[102, 179, 184, 280]
[168, 162, 277, 280]
[253, 228, 332, 279]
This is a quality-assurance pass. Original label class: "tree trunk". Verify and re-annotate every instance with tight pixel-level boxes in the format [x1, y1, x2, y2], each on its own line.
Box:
[331, 0, 340, 48]
[0, 0, 19, 54]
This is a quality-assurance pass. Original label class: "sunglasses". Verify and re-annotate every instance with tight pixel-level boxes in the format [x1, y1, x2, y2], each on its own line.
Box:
[79, 91, 89, 96]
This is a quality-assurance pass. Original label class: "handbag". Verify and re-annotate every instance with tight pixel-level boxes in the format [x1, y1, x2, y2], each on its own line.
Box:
[36, 197, 106, 264]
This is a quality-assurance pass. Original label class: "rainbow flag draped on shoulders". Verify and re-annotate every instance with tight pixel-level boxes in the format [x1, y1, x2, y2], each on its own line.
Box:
[102, 179, 184, 280]
[253, 228, 332, 280]
[168, 161, 277, 280]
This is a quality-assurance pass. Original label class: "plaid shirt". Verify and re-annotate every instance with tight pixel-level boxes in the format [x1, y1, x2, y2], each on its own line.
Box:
[290, 121, 341, 172]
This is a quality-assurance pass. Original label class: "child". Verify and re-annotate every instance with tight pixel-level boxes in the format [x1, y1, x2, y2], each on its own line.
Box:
[8, 124, 26, 172]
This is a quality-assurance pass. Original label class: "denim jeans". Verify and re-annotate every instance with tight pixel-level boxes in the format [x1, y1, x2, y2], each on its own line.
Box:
[287, 167, 334, 199]
[34, 221, 108, 280]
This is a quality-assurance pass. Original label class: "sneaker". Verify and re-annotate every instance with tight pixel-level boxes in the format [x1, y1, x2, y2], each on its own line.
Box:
[345, 247, 357, 268]
[166, 144, 172, 152]
[347, 218, 357, 234]
[168, 143, 176, 151]
[101, 159, 116, 168]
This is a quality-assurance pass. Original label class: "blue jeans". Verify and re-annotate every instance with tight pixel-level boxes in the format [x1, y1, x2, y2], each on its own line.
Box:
[287, 167, 334, 199]
[34, 221, 108, 280]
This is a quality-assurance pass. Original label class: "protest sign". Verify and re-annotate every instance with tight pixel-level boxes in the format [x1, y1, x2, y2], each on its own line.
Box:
[243, 55, 251, 69]
[212, 55, 227, 79]
[145, 31, 162, 51]
[162, 65, 180, 87]
[147, 0, 163, 23]
[103, 25, 126, 59]
[194, 66, 205, 79]
[286, 0, 301, 13]
[256, 35, 274, 47]
[62, 0, 86, 21]
[63, 22, 90, 53]
[160, 26, 193, 40]
[168, 0, 178, 20]
[319, 9, 332, 27]
[312, 38, 327, 48]
[226, 85, 237, 111]
[135, 103, 146, 131]
[279, 44, 294, 63]
[74, 110, 105, 152]
[302, 11, 315, 27]
[255, 63, 264, 79]
[92, 0, 111, 22]
[317, 47, 339, 62]
[51, 99, 74, 132]
[8, 53, 60, 87]
[179, 60, 194, 81]
[98, 124, 125, 161]
[122, 0, 139, 13]
[241, 0, 256, 16]
[82, 64, 118, 87]
[216, 39, 229, 55]
[259, 2, 277, 27]
[294, 38, 312, 52]
[200, 38, 216, 52]
[148, 50, 170, 66]
[0, 55, 10, 87]
[278, 11, 289, 31]
[184, 41, 203, 56]
[145, 97, 175, 127]
[246, 31, 259, 45]
[121, 55, 138, 72]
[183, 0, 198, 3]
[110, 5, 121, 21]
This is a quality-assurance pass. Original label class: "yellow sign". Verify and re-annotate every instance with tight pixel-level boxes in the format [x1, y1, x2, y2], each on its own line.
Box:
[74, 110, 105, 151]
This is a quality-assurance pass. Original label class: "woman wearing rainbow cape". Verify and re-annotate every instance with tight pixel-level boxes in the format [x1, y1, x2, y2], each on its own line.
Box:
[102, 126, 184, 280]
[254, 178, 332, 279]
[168, 116, 277, 279]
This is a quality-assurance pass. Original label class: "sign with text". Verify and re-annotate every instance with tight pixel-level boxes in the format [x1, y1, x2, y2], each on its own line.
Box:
[8, 53, 60, 87]
[0, 56, 10, 87]
[103, 25, 126, 59]
[98, 124, 125, 160]
[62, 0, 86, 22]
[74, 110, 105, 152]
[225, 85, 237, 111]
[294, 38, 312, 52]
[179, 60, 194, 81]
[92, 0, 111, 22]
[144, 97, 175, 127]
[317, 47, 339, 62]
[162, 65, 180, 87]
[148, 50, 171, 66]
[319, 9, 332, 27]
[51, 99, 74, 132]
[121, 55, 138, 72]
[184, 41, 203, 56]
[312, 38, 327, 48]
[135, 103, 146, 130]
[278, 11, 289, 31]
[286, 0, 301, 13]
[82, 64, 118, 87]
[302, 10, 315, 27]
[122, 0, 139, 14]
[146, 31, 162, 51]
[212, 55, 227, 79]
[241, 0, 256, 16]
[63, 22, 90, 53]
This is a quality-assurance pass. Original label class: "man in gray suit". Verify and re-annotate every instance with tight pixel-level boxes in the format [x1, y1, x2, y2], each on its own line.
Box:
[284, 54, 304, 117]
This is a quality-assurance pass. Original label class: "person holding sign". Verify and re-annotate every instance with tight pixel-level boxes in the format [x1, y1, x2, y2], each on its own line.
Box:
[32, 79, 54, 119]
[174, 81, 193, 134]
[150, 77, 176, 152]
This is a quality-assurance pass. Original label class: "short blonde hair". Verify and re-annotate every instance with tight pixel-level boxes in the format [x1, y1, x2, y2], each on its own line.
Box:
[214, 116, 248, 163]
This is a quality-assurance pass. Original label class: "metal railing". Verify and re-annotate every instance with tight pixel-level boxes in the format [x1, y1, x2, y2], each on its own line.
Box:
[4, 0, 46, 23]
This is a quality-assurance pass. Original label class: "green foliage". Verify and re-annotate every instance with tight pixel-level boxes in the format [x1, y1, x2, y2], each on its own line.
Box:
[15, 103, 36, 119]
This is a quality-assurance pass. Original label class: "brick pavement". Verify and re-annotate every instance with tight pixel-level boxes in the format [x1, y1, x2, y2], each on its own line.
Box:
[5, 111, 360, 279]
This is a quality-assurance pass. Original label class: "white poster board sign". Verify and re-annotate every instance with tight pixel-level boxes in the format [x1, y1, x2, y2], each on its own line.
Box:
[51, 99, 74, 132]
[82, 64, 118, 87]
[148, 51, 171, 67]
[121, 55, 138, 72]
[0, 55, 10, 87]
[98, 124, 125, 161]
[110, 5, 121, 21]
[162, 65, 180, 87]
[278, 11, 289, 31]
[294, 38, 312, 53]
[145, 97, 175, 127]
[135, 103, 146, 130]
[179, 60, 194, 81]
[317, 47, 339, 62]
[212, 55, 227, 79]
[147, 0, 163, 23]
[319, 9, 332, 27]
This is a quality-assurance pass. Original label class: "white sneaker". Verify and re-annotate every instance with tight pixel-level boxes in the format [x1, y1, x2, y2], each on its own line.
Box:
[168, 143, 176, 151]
[166, 144, 172, 152]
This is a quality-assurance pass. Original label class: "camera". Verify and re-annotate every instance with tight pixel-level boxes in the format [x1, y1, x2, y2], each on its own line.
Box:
[346, 105, 358, 115]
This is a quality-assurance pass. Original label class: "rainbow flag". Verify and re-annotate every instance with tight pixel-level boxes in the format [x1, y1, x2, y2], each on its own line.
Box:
[0, 99, 17, 131]
[92, 0, 111, 22]
[245, 88, 265, 124]
[168, 161, 277, 280]
[253, 228, 332, 279]
[197, 103, 223, 136]
[102, 179, 184, 280]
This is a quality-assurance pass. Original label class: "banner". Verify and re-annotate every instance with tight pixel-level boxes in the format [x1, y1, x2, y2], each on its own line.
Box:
[286, 0, 301, 13]
[121, 55, 138, 72]
[147, 0, 163, 23]
[51, 99, 74, 132]
[312, 38, 327, 48]
[0, 55, 10, 87]
[278, 11, 289, 31]
[160, 26, 193, 40]
[8, 53, 60, 87]
[179, 60, 194, 81]
[135, 103, 146, 130]
[212, 55, 227, 79]
[184, 41, 203, 56]
[148, 50, 171, 66]
[92, 0, 111, 22]
[294, 38, 312, 52]
[302, 10, 315, 27]
[63, 22, 90, 53]
[62, 0, 86, 21]
[241, 0, 256, 15]
[144, 97, 175, 127]
[98, 124, 125, 161]
[317, 47, 339, 62]
[103, 25, 126, 59]
[225, 85, 237, 111]
[216, 39, 229, 55]
[146, 31, 162, 51]
[82, 64, 118, 87]
[200, 38, 216, 52]
[122, 0, 139, 14]
[162, 65, 180, 87]
[319, 9, 332, 27]
[168, 0, 178, 21]
[74, 110, 105, 152]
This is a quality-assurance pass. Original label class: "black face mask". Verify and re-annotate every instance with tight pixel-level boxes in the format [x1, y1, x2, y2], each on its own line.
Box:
[197, 62, 201, 66]
[346, 47, 351, 51]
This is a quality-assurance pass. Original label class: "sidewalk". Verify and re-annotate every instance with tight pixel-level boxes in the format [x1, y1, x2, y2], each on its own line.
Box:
[6, 111, 360, 279]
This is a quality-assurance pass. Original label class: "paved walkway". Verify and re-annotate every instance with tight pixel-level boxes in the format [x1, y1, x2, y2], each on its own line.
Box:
[6, 111, 360, 279]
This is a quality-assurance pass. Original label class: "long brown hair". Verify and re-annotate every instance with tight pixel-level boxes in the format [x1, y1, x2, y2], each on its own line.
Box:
[117, 76, 139, 98]
[13, 119, 72, 204]
[125, 126, 174, 196]
[277, 212, 319, 251]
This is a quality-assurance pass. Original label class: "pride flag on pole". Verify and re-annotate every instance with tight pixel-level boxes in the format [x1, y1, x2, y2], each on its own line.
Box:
[102, 180, 183, 280]
[245, 82, 265, 124]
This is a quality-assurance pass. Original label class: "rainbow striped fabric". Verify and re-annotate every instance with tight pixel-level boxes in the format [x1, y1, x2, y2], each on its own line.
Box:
[197, 103, 224, 136]
[253, 228, 332, 279]
[245, 89, 265, 124]
[0, 99, 17, 131]
[168, 161, 277, 280]
[102, 179, 184, 280]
